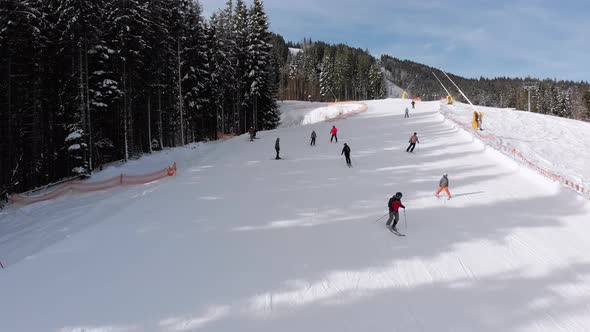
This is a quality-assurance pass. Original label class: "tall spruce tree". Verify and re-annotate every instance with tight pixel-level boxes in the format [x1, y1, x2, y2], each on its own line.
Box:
[180, 1, 209, 142]
[55, 0, 111, 173]
[369, 61, 385, 99]
[212, 0, 238, 134]
[585, 90, 590, 120]
[0, 0, 48, 191]
[144, 0, 177, 149]
[232, 0, 249, 133]
[245, 0, 279, 129]
[320, 52, 335, 100]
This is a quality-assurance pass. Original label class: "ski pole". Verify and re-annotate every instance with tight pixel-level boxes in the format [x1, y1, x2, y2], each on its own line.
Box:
[404, 209, 407, 230]
[375, 212, 389, 223]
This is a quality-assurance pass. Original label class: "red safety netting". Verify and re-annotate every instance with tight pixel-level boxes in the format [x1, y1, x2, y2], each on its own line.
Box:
[325, 101, 369, 122]
[10, 162, 177, 206]
[443, 111, 590, 198]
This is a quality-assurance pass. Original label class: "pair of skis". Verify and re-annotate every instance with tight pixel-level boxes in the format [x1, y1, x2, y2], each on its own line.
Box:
[435, 194, 451, 200]
[387, 226, 405, 237]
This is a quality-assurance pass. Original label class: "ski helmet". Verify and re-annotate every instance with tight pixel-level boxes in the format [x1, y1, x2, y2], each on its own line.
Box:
[395, 192, 403, 197]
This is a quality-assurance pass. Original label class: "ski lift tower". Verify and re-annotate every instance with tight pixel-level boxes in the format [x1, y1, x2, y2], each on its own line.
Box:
[523, 82, 538, 112]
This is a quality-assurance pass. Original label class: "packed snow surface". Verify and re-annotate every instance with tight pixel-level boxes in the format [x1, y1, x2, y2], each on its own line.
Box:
[441, 102, 590, 192]
[288, 47, 301, 57]
[2, 99, 590, 332]
[278, 100, 330, 127]
[300, 102, 366, 125]
[279, 100, 366, 127]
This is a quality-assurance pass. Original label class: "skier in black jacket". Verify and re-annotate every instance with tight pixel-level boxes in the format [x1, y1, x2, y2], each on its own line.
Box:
[341, 143, 352, 167]
[275, 138, 281, 159]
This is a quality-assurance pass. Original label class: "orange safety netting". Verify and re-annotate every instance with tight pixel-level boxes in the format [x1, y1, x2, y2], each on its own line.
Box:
[445, 114, 590, 198]
[10, 162, 177, 206]
[218, 133, 237, 140]
[325, 101, 369, 122]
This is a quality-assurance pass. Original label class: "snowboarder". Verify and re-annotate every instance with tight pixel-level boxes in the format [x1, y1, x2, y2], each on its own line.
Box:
[404, 107, 410, 118]
[411, 100, 415, 109]
[275, 138, 281, 159]
[406, 132, 419, 152]
[435, 173, 452, 199]
[341, 143, 352, 167]
[386, 192, 405, 231]
[330, 125, 338, 143]
[248, 127, 255, 141]
[310, 130, 317, 146]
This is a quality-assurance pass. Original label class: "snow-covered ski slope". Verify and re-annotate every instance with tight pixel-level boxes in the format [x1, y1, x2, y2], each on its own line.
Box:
[278, 100, 330, 127]
[2, 99, 590, 332]
[441, 102, 590, 195]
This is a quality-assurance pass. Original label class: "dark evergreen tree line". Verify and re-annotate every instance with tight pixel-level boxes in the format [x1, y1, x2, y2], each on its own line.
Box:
[271, 39, 385, 102]
[1, 0, 280, 193]
[4, 0, 587, 195]
[381, 55, 590, 121]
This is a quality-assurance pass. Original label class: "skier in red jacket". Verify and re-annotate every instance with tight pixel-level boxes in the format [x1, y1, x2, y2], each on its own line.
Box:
[330, 125, 338, 143]
[386, 192, 405, 231]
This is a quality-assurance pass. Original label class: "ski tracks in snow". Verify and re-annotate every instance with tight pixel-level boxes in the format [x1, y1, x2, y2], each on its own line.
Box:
[4, 100, 590, 331]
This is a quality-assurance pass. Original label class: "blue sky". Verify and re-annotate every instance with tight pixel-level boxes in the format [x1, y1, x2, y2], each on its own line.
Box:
[202, 0, 590, 81]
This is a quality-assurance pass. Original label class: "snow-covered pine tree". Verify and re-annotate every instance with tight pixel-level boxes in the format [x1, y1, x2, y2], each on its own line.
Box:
[245, 0, 280, 130]
[207, 14, 222, 139]
[533, 84, 542, 114]
[233, 0, 249, 133]
[213, 0, 238, 135]
[355, 55, 370, 100]
[179, 0, 209, 143]
[207, 11, 236, 138]
[368, 61, 385, 99]
[320, 52, 335, 100]
[107, 0, 152, 158]
[288, 51, 302, 79]
[0, 0, 48, 190]
[269, 33, 288, 101]
[548, 83, 561, 117]
[534, 81, 554, 115]
[302, 43, 319, 99]
[55, 0, 110, 173]
[333, 50, 349, 100]
[144, 0, 177, 149]
[557, 88, 573, 118]
[288, 51, 304, 99]
[167, 0, 189, 146]
[85, 2, 120, 163]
